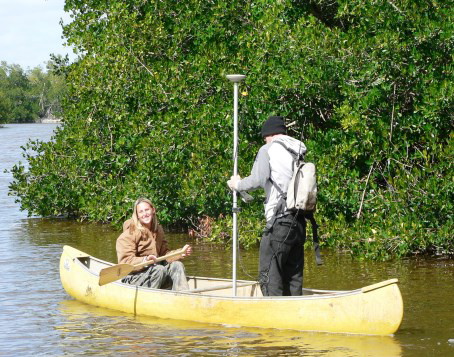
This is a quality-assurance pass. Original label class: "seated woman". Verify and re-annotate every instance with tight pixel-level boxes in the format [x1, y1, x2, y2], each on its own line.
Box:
[116, 197, 192, 290]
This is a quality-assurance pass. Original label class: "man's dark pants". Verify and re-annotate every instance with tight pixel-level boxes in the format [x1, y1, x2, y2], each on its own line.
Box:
[259, 213, 306, 296]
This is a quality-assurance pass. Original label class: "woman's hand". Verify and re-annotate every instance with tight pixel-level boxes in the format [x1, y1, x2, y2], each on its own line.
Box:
[143, 254, 157, 263]
[182, 245, 192, 258]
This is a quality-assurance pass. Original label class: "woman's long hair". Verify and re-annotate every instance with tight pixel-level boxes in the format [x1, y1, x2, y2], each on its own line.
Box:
[131, 197, 158, 233]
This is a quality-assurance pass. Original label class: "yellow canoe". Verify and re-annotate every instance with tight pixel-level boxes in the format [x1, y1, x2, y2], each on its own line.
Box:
[60, 245, 403, 335]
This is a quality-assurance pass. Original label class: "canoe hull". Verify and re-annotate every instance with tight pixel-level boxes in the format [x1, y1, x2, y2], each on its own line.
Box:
[60, 245, 403, 335]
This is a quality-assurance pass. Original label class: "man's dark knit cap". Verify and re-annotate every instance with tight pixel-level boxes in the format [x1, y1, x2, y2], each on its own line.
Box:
[261, 116, 287, 137]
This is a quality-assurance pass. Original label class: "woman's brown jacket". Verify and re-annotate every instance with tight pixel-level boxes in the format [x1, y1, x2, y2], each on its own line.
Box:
[116, 219, 182, 268]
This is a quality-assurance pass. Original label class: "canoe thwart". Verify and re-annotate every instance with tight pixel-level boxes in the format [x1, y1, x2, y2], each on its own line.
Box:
[188, 281, 258, 294]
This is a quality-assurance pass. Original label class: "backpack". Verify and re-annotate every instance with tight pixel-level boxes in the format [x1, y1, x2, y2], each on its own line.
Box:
[270, 140, 323, 265]
[272, 141, 317, 213]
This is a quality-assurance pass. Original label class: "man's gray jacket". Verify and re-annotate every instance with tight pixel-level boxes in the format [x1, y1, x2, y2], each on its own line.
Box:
[237, 135, 306, 221]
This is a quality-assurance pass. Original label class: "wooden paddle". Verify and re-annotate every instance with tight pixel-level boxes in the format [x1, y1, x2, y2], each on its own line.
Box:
[98, 244, 190, 286]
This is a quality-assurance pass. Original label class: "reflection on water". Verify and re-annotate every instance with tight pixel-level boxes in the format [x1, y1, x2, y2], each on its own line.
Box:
[1, 124, 454, 356]
[58, 300, 402, 356]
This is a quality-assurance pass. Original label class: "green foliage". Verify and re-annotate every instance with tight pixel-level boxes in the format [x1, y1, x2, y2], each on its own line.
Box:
[0, 59, 67, 123]
[8, 0, 453, 258]
[209, 205, 264, 250]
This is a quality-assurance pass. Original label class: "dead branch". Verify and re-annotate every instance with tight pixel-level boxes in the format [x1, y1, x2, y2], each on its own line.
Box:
[357, 163, 375, 219]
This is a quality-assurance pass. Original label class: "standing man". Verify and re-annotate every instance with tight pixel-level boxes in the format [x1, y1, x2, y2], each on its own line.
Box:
[227, 116, 307, 296]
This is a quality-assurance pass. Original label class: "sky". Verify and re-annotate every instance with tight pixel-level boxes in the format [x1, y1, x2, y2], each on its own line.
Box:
[0, 0, 76, 70]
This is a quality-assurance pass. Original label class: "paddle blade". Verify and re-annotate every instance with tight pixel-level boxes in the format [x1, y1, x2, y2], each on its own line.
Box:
[98, 263, 134, 286]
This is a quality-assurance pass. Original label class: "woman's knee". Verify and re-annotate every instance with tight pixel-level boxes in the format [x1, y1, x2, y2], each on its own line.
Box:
[168, 261, 185, 273]
[151, 264, 166, 277]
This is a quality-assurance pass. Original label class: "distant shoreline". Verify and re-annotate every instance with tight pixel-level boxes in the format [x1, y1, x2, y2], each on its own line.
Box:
[0, 119, 62, 125]
[39, 118, 62, 124]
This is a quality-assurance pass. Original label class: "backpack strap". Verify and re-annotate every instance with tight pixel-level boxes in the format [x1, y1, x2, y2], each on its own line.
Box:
[269, 177, 285, 196]
[305, 212, 323, 265]
[263, 192, 286, 233]
[272, 140, 305, 164]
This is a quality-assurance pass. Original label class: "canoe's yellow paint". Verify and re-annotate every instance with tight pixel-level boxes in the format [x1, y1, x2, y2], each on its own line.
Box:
[60, 245, 403, 335]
